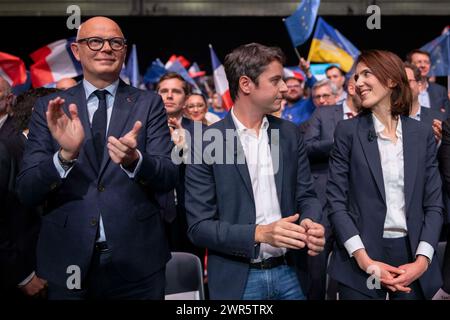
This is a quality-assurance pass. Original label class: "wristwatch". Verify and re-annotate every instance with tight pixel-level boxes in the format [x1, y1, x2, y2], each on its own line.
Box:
[58, 149, 77, 171]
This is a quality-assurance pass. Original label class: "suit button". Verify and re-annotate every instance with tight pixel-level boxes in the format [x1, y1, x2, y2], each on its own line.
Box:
[90, 219, 98, 226]
[50, 182, 58, 190]
[97, 185, 105, 192]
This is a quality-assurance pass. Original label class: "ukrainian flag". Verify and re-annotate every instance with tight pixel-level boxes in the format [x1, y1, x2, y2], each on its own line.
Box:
[308, 17, 360, 72]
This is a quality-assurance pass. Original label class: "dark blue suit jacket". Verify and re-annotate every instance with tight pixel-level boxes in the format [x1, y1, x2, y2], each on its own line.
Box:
[428, 82, 449, 117]
[0, 115, 17, 139]
[304, 104, 344, 209]
[327, 112, 443, 299]
[16, 81, 178, 287]
[185, 113, 322, 299]
[420, 106, 446, 125]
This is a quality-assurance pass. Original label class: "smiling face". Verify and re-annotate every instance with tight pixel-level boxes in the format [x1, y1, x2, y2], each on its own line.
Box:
[248, 60, 288, 114]
[185, 94, 207, 122]
[71, 17, 126, 85]
[355, 62, 393, 110]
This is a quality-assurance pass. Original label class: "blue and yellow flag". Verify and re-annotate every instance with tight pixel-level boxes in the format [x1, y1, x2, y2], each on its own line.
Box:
[284, 0, 320, 47]
[307, 17, 360, 72]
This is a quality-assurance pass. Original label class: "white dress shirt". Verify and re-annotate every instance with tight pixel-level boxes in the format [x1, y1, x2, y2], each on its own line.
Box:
[230, 108, 285, 262]
[342, 100, 356, 120]
[344, 115, 434, 261]
[418, 82, 431, 109]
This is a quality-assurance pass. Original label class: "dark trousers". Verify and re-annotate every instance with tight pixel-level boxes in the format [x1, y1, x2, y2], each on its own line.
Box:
[47, 248, 165, 300]
[338, 236, 425, 300]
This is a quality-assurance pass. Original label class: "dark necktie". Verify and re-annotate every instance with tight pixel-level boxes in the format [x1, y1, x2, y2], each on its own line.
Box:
[345, 112, 355, 119]
[92, 90, 108, 168]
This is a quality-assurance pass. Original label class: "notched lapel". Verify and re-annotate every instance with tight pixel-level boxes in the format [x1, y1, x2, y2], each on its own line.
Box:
[223, 114, 254, 203]
[402, 117, 418, 214]
[358, 113, 386, 203]
[268, 119, 284, 205]
[99, 82, 138, 175]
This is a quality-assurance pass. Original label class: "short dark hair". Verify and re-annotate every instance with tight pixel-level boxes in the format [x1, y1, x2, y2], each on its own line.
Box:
[224, 43, 285, 101]
[156, 72, 191, 95]
[12, 87, 60, 131]
[406, 49, 431, 63]
[325, 65, 345, 76]
[356, 50, 412, 117]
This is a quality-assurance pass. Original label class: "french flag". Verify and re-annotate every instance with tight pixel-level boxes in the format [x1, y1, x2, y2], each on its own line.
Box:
[165, 54, 190, 69]
[283, 66, 305, 81]
[209, 45, 232, 110]
[0, 51, 27, 86]
[30, 38, 82, 88]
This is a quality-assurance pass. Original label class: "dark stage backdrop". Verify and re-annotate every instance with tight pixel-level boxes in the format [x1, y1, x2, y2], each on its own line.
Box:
[1, 15, 448, 83]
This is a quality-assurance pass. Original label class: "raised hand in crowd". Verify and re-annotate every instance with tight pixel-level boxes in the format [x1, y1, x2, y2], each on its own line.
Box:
[46, 97, 85, 160]
[107, 120, 142, 168]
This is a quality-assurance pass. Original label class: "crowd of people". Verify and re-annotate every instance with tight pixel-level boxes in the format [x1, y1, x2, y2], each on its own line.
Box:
[1, 16, 450, 301]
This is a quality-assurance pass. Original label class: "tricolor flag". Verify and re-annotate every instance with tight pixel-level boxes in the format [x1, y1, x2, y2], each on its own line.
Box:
[188, 62, 206, 78]
[284, 0, 321, 47]
[209, 45, 232, 110]
[165, 54, 190, 69]
[283, 67, 305, 81]
[0, 51, 27, 86]
[30, 38, 82, 88]
[307, 17, 360, 72]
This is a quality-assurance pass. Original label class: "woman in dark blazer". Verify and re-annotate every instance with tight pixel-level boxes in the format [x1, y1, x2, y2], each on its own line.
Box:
[327, 50, 443, 300]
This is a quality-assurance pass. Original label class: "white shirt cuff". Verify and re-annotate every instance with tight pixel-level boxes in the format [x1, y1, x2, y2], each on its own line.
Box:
[416, 241, 434, 263]
[344, 235, 365, 257]
[120, 149, 143, 178]
[17, 271, 35, 287]
[53, 152, 74, 178]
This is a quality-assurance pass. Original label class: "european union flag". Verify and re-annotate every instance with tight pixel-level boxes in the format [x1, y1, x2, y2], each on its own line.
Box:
[284, 0, 320, 47]
[421, 30, 450, 77]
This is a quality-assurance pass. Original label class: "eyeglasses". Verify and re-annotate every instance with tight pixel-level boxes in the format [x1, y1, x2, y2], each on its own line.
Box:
[77, 37, 127, 51]
[313, 94, 332, 100]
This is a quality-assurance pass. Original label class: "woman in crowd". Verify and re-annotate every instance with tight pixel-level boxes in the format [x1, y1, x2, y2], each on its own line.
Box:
[326, 49, 443, 300]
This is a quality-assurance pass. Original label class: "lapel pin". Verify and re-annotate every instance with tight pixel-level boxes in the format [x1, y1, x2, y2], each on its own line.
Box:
[126, 97, 132, 103]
